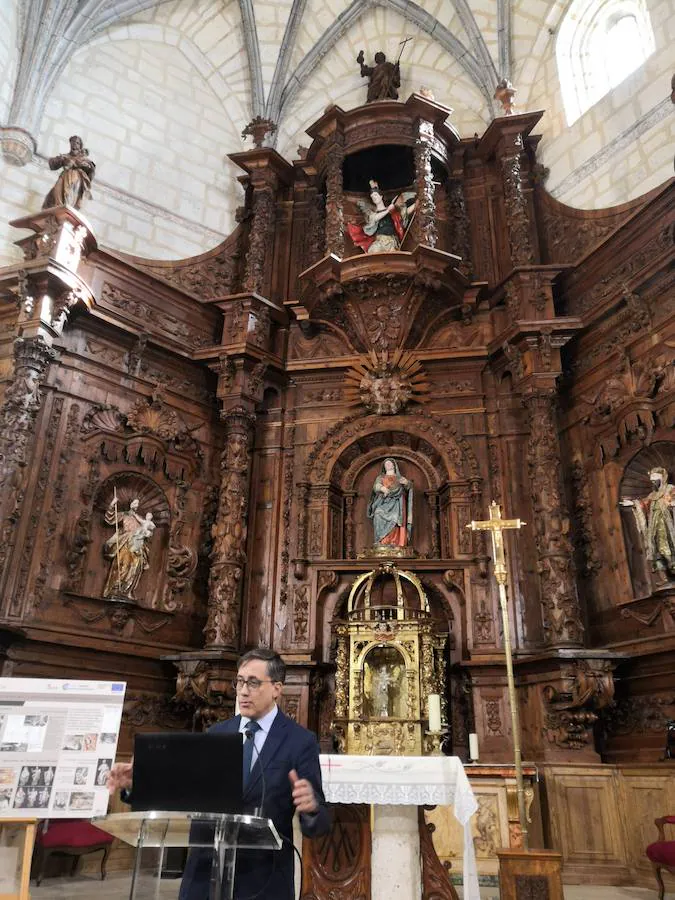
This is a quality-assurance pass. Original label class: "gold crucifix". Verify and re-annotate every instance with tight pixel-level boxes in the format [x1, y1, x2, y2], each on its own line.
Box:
[467, 500, 529, 850]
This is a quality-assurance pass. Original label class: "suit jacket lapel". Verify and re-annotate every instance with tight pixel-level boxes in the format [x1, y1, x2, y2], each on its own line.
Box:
[244, 709, 288, 798]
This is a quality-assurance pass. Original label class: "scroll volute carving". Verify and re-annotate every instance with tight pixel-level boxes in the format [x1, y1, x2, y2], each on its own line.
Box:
[420, 807, 460, 900]
[542, 659, 617, 753]
[301, 803, 371, 899]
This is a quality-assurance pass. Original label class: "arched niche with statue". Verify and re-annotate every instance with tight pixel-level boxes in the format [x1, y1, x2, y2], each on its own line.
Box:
[619, 442, 675, 598]
[297, 411, 483, 569]
[78, 473, 171, 609]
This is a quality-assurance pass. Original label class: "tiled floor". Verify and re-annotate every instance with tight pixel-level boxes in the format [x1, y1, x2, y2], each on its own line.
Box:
[30, 874, 675, 899]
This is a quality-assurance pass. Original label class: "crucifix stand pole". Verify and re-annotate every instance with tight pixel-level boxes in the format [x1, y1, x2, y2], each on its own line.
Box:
[468, 501, 529, 850]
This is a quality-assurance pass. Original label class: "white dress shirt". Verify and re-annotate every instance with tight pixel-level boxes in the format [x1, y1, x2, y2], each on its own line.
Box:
[239, 703, 279, 774]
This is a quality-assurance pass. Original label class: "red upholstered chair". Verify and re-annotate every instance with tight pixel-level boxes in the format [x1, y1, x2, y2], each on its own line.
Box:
[646, 815, 675, 900]
[33, 819, 114, 885]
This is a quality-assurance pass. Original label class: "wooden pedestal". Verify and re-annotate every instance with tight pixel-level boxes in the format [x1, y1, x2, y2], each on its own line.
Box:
[497, 848, 564, 900]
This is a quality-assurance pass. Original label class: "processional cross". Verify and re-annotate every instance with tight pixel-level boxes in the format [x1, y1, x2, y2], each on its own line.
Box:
[467, 501, 529, 849]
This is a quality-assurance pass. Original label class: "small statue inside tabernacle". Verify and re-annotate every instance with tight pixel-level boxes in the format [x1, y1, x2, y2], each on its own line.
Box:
[620, 466, 675, 583]
[364, 647, 406, 718]
[103, 494, 156, 601]
[42, 135, 96, 210]
[356, 50, 400, 102]
[347, 180, 416, 254]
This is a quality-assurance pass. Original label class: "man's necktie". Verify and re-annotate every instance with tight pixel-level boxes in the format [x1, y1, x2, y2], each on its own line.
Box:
[242, 720, 261, 788]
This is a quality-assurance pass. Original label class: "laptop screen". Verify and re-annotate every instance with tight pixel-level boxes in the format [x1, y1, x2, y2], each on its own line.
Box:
[131, 732, 243, 814]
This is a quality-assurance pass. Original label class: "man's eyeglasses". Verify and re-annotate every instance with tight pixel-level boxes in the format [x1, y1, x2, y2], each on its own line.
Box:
[232, 677, 276, 692]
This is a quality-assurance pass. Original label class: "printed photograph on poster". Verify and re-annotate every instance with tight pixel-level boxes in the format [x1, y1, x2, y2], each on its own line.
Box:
[69, 791, 94, 811]
[20, 786, 52, 809]
[83, 733, 98, 752]
[53, 792, 68, 810]
[99, 732, 116, 745]
[0, 768, 15, 786]
[2, 714, 48, 752]
[0, 788, 13, 810]
[24, 715, 48, 727]
[62, 734, 84, 752]
[73, 766, 89, 786]
[19, 765, 55, 787]
[95, 759, 112, 786]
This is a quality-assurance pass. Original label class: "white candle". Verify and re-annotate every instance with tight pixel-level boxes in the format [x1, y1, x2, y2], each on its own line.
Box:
[428, 694, 442, 732]
[469, 732, 479, 761]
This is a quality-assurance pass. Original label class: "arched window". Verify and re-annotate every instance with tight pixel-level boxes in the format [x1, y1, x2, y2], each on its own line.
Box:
[557, 0, 655, 124]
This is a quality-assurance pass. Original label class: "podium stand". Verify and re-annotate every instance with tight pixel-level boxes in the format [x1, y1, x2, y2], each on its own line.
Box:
[94, 810, 281, 900]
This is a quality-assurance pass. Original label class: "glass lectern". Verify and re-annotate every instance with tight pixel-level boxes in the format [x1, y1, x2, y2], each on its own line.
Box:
[93, 810, 281, 900]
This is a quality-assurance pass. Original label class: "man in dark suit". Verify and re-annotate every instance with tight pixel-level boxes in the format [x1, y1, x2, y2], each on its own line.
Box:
[109, 648, 330, 899]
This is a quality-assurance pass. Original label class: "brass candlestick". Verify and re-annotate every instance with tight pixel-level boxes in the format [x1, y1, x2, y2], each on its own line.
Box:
[468, 501, 529, 849]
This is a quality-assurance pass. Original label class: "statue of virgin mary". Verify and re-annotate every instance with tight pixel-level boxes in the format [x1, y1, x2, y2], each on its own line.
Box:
[367, 458, 414, 549]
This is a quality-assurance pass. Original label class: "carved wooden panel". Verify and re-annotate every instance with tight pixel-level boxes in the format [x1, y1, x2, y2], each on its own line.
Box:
[497, 849, 564, 900]
[543, 765, 630, 882]
[618, 768, 675, 875]
[301, 803, 371, 900]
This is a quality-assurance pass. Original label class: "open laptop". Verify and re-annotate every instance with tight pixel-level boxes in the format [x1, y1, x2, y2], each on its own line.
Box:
[131, 732, 243, 814]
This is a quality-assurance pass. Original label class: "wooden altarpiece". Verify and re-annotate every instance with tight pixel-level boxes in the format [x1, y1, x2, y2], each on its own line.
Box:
[0, 92, 672, 892]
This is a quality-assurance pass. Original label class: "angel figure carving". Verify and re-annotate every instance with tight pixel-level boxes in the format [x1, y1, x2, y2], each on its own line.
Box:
[347, 180, 415, 254]
[102, 497, 156, 601]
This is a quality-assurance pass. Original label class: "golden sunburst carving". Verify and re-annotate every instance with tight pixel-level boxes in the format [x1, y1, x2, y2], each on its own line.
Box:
[344, 350, 430, 415]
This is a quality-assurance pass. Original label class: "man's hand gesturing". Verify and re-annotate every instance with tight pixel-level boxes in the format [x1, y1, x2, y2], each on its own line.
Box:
[106, 761, 133, 795]
[289, 769, 318, 815]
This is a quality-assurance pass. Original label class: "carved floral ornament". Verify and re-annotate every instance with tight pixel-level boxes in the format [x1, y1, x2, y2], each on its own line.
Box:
[344, 350, 430, 415]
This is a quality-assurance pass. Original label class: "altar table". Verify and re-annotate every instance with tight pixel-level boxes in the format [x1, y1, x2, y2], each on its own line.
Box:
[319, 755, 480, 900]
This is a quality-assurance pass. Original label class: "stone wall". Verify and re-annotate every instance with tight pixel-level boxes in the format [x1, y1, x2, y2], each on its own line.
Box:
[0, 0, 673, 266]
[0, 0, 19, 124]
[518, 0, 674, 207]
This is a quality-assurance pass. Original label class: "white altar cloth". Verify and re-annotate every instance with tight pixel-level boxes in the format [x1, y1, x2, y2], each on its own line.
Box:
[319, 754, 479, 900]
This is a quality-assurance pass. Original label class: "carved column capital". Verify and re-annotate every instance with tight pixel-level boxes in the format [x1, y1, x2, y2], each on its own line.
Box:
[220, 404, 256, 437]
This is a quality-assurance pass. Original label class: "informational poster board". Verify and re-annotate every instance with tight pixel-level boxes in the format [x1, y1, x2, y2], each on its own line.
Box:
[0, 678, 126, 819]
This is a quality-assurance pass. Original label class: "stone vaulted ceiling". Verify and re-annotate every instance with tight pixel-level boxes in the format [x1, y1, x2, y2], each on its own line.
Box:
[10, 0, 563, 155]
